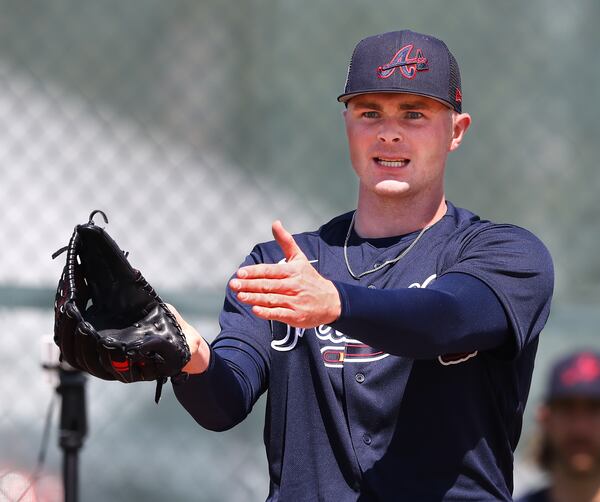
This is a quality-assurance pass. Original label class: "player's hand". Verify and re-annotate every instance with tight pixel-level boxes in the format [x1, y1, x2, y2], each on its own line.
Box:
[229, 220, 342, 328]
[166, 304, 211, 374]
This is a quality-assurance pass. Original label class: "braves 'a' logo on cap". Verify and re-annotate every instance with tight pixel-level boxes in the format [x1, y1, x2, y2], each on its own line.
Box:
[561, 353, 600, 386]
[377, 44, 428, 80]
[455, 88, 463, 103]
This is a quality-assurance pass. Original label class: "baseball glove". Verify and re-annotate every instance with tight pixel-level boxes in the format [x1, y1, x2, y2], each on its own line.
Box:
[52, 210, 191, 403]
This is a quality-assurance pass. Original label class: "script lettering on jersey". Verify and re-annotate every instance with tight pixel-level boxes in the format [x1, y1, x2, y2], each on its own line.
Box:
[316, 325, 389, 368]
[271, 324, 306, 352]
[270, 273, 477, 367]
[377, 44, 428, 80]
[270, 323, 389, 368]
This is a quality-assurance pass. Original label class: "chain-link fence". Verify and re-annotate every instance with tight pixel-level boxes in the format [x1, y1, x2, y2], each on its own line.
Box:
[1, 1, 599, 501]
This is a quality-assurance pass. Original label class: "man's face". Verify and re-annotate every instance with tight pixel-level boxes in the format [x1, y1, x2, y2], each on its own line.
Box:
[541, 397, 600, 475]
[343, 93, 469, 202]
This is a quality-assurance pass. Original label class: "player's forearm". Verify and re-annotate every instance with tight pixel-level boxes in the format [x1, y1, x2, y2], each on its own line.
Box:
[330, 272, 510, 359]
[173, 340, 267, 431]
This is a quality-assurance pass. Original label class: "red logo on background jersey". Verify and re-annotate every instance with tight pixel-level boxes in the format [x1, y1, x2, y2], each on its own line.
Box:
[561, 353, 600, 386]
[377, 44, 428, 79]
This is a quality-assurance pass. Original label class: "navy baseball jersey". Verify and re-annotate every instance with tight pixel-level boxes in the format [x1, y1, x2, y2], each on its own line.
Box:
[174, 202, 554, 501]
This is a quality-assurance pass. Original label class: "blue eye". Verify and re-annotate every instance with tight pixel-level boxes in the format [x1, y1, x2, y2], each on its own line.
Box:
[362, 111, 380, 119]
[406, 111, 423, 119]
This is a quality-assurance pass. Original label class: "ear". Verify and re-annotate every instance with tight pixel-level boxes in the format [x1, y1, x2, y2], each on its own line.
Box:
[537, 404, 551, 430]
[449, 112, 471, 152]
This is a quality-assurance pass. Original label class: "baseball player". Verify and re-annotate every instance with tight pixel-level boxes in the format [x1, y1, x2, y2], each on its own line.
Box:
[517, 351, 600, 502]
[172, 30, 554, 501]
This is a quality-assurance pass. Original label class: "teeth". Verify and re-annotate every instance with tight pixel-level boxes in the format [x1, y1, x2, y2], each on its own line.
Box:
[377, 158, 408, 167]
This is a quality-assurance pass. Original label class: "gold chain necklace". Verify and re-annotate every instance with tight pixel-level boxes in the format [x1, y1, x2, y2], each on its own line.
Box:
[343, 211, 431, 280]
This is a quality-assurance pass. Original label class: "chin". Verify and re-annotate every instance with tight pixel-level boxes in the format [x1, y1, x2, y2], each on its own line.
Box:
[373, 180, 411, 197]
[564, 452, 600, 475]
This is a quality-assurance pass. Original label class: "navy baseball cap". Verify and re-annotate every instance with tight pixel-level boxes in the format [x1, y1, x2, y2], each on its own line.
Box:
[546, 351, 600, 402]
[338, 30, 463, 113]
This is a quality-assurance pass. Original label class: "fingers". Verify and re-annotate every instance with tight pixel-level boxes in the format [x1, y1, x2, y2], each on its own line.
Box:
[230, 276, 293, 295]
[249, 305, 323, 328]
[250, 305, 298, 324]
[272, 220, 306, 261]
[233, 221, 306, 281]
[236, 263, 289, 280]
[237, 291, 292, 308]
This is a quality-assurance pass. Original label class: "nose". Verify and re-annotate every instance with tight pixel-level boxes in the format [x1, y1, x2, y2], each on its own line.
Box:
[377, 120, 403, 143]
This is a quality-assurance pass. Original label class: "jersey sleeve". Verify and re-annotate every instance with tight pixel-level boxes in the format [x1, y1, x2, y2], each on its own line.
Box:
[216, 244, 274, 368]
[331, 272, 510, 358]
[439, 223, 554, 355]
[173, 245, 274, 430]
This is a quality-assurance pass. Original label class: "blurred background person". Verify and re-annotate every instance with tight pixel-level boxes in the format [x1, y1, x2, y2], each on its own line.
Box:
[518, 351, 600, 502]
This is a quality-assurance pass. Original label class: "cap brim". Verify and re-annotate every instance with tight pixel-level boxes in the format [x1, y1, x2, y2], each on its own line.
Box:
[547, 389, 600, 402]
[337, 89, 456, 111]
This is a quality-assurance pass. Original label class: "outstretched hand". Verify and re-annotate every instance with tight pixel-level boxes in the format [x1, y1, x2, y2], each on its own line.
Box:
[229, 220, 341, 328]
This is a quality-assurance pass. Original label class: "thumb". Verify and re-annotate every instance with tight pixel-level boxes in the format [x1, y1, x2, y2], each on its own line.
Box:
[272, 220, 306, 262]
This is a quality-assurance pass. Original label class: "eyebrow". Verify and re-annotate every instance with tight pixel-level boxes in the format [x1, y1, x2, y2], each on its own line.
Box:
[398, 100, 432, 110]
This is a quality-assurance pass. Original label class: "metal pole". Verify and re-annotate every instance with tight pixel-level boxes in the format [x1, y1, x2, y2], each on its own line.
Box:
[57, 367, 87, 502]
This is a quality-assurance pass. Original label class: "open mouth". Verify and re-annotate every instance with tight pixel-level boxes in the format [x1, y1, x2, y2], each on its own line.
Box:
[375, 157, 410, 168]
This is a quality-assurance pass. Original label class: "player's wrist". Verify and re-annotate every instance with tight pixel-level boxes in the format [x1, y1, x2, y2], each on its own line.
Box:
[326, 280, 342, 323]
[182, 336, 211, 374]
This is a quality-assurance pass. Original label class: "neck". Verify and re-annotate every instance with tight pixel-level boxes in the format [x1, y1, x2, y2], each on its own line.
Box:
[354, 191, 447, 238]
[549, 467, 600, 502]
